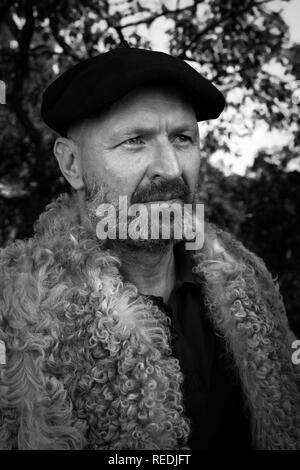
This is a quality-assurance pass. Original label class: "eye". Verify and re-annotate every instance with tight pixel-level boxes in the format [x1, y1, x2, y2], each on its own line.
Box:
[173, 134, 192, 144]
[123, 136, 145, 145]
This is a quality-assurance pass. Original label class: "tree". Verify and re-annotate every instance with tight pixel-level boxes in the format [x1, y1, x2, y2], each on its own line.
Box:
[241, 148, 300, 336]
[195, 147, 300, 336]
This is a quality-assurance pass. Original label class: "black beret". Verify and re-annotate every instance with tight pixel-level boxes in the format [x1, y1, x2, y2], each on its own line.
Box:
[41, 47, 225, 136]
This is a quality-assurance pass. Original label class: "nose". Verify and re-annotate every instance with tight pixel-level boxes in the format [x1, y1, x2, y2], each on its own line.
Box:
[147, 138, 182, 181]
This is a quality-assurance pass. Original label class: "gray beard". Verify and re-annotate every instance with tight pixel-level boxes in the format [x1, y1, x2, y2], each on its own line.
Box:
[81, 175, 198, 254]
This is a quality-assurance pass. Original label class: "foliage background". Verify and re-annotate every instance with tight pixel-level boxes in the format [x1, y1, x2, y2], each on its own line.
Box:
[0, 0, 299, 335]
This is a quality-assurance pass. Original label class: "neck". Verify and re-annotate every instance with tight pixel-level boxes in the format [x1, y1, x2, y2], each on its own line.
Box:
[110, 241, 176, 304]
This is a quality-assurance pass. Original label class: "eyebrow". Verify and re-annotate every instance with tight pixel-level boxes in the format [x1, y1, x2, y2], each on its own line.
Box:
[111, 122, 198, 139]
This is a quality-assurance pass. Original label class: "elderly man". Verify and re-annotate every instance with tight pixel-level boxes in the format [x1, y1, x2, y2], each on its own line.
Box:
[0, 47, 299, 450]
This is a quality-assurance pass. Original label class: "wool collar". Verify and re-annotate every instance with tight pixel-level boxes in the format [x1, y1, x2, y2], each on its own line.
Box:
[0, 192, 299, 449]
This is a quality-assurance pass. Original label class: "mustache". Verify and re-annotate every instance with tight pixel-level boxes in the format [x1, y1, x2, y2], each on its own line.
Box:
[131, 178, 190, 204]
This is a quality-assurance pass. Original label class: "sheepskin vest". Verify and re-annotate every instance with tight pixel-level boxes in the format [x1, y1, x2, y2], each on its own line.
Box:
[0, 193, 299, 450]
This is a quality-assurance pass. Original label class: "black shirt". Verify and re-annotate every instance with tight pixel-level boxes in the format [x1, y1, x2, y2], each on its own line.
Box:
[145, 242, 254, 450]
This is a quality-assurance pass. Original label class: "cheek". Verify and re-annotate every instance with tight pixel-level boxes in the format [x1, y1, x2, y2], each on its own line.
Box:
[98, 157, 146, 198]
[182, 150, 201, 189]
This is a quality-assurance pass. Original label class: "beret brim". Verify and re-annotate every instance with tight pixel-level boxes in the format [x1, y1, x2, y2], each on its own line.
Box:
[41, 48, 225, 136]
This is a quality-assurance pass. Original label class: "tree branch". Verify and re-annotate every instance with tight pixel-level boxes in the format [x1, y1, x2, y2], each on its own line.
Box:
[88, 0, 126, 45]
[11, 0, 34, 93]
[117, 0, 204, 30]
[8, 0, 42, 147]
[49, 14, 79, 60]
[178, 0, 274, 58]
[3, 12, 21, 42]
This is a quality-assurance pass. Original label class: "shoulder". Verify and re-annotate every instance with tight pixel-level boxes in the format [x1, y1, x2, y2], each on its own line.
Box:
[193, 222, 291, 334]
[0, 237, 37, 298]
[199, 222, 282, 295]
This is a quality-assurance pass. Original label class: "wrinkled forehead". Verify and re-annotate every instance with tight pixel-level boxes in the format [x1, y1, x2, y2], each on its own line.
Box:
[67, 82, 197, 139]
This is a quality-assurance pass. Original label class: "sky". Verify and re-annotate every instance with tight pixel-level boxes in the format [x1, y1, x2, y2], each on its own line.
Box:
[273, 0, 300, 43]
[149, 0, 300, 175]
[221, 0, 300, 175]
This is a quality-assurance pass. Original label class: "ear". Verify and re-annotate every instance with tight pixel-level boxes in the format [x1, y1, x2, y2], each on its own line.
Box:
[53, 137, 84, 190]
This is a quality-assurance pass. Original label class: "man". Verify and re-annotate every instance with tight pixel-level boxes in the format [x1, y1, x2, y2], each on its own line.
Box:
[0, 47, 299, 450]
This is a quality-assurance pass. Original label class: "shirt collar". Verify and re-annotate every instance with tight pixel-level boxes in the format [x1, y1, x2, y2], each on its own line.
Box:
[139, 241, 197, 307]
[173, 241, 197, 286]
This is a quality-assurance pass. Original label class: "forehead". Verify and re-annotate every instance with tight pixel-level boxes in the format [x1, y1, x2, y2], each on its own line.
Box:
[71, 84, 197, 138]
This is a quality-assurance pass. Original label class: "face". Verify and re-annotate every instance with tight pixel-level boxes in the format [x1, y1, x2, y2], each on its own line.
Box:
[72, 84, 201, 204]
[60, 84, 201, 248]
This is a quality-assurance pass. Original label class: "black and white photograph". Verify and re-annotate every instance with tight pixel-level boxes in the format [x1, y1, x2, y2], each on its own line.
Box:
[0, 0, 300, 452]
